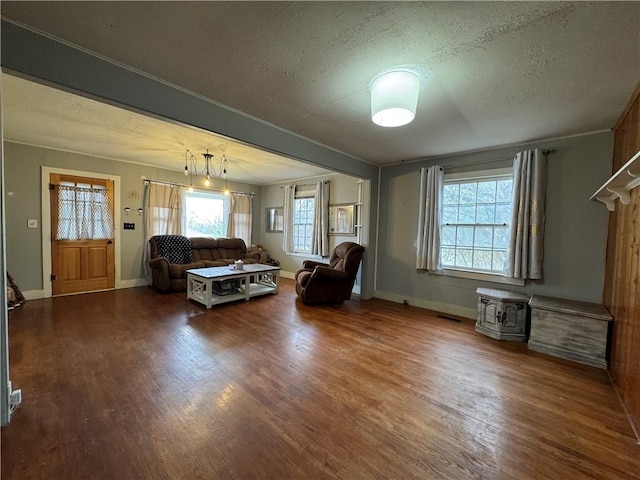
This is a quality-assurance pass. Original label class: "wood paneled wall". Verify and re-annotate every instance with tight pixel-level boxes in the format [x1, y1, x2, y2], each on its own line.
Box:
[605, 82, 640, 437]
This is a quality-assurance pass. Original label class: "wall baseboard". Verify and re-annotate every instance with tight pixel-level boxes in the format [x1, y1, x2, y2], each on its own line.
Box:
[21, 279, 148, 300]
[373, 290, 477, 320]
[280, 271, 296, 280]
[117, 279, 148, 289]
[608, 371, 640, 445]
[22, 290, 45, 300]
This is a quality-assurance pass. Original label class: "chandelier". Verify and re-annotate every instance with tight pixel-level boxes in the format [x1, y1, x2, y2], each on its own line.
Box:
[184, 149, 229, 194]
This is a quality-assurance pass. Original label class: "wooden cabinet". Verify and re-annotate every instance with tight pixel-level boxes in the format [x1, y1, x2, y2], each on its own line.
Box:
[528, 295, 612, 369]
[475, 288, 530, 341]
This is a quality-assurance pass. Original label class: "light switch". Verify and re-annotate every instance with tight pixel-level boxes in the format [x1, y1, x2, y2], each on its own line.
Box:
[27, 219, 38, 229]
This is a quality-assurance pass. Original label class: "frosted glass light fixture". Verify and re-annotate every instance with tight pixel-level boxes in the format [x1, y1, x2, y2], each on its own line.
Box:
[371, 69, 421, 127]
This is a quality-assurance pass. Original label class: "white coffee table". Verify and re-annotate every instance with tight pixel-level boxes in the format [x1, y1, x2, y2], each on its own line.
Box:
[186, 264, 280, 309]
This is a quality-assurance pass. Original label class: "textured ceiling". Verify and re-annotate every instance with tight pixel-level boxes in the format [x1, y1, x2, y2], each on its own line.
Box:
[1, 75, 333, 185]
[2, 1, 639, 167]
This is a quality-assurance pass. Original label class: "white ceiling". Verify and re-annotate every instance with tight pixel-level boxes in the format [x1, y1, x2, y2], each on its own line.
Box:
[1, 2, 639, 170]
[1, 75, 334, 185]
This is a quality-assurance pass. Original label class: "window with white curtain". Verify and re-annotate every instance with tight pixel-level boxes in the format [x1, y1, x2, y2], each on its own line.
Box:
[441, 169, 513, 275]
[293, 194, 315, 253]
[56, 181, 114, 241]
[183, 190, 228, 237]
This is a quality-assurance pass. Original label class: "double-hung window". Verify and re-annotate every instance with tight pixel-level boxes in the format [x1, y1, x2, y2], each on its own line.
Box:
[440, 169, 513, 275]
[292, 193, 315, 253]
[183, 190, 228, 237]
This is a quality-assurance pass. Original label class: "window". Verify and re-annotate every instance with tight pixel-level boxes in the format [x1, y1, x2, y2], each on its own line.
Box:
[440, 171, 513, 275]
[293, 196, 315, 253]
[56, 180, 114, 241]
[184, 190, 228, 237]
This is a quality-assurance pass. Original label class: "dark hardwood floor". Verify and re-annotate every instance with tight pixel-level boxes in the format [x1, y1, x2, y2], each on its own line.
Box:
[1, 279, 638, 479]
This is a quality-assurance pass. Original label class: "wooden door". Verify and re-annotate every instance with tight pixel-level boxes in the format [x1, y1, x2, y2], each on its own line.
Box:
[50, 174, 115, 295]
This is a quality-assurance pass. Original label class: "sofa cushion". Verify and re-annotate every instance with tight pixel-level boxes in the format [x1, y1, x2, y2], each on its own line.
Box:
[202, 260, 226, 267]
[216, 238, 246, 259]
[168, 261, 205, 279]
[155, 235, 193, 265]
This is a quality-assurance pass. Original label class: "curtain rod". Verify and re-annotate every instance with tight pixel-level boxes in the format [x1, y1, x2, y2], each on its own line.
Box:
[279, 181, 331, 189]
[142, 178, 254, 197]
[441, 149, 557, 171]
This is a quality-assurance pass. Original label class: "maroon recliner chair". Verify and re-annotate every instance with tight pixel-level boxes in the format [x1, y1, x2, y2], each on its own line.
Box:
[294, 242, 365, 305]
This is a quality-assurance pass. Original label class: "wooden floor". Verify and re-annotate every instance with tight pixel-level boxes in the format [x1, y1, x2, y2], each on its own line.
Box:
[1, 280, 638, 480]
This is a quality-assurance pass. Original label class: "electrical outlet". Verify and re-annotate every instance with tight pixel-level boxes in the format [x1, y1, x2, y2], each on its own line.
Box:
[27, 219, 38, 229]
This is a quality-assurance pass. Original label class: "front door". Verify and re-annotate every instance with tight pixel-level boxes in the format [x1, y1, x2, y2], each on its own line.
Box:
[50, 173, 115, 295]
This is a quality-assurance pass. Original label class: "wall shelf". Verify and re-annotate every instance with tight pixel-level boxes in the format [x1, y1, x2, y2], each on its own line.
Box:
[591, 150, 640, 211]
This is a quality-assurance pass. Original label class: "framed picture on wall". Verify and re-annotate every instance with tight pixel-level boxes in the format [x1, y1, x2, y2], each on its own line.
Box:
[266, 207, 284, 232]
[329, 203, 356, 236]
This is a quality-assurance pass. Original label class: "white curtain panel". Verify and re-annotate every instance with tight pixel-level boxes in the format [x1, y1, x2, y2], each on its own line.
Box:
[416, 165, 444, 270]
[56, 185, 114, 241]
[282, 185, 295, 253]
[311, 181, 330, 257]
[142, 182, 183, 283]
[226, 193, 253, 247]
[505, 148, 547, 279]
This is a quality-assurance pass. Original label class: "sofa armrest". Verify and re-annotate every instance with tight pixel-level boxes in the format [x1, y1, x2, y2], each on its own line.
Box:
[302, 260, 329, 270]
[149, 257, 170, 270]
[148, 257, 171, 292]
[242, 252, 261, 262]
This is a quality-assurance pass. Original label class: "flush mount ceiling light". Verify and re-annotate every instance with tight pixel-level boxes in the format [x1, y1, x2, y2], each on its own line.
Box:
[370, 68, 422, 127]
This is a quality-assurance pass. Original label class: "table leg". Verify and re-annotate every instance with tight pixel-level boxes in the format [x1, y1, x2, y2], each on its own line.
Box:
[244, 275, 250, 301]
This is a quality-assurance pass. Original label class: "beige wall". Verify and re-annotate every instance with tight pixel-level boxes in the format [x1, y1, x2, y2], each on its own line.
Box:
[4, 142, 260, 293]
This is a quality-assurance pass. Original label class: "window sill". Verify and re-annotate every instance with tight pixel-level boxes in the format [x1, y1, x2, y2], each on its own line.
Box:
[286, 251, 326, 260]
[430, 268, 525, 286]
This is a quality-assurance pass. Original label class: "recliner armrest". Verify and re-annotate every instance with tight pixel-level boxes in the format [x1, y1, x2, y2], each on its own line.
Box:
[302, 260, 329, 270]
[311, 266, 349, 282]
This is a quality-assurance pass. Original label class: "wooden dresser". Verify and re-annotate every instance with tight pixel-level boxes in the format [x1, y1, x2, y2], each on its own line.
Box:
[528, 295, 613, 369]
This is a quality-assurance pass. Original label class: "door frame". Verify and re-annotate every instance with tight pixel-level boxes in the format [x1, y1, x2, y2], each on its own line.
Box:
[41, 167, 121, 298]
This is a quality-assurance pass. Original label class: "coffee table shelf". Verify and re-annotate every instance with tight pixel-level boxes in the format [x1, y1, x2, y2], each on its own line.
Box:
[186, 264, 280, 309]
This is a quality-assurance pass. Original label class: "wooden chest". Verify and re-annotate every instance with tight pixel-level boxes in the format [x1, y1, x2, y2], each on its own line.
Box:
[475, 288, 530, 341]
[528, 295, 612, 369]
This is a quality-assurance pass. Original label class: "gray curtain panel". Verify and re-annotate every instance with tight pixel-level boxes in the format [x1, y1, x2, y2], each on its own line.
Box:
[416, 165, 444, 270]
[311, 181, 330, 257]
[505, 149, 547, 279]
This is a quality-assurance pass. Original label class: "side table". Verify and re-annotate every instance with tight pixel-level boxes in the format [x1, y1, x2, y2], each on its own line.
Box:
[475, 288, 530, 341]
